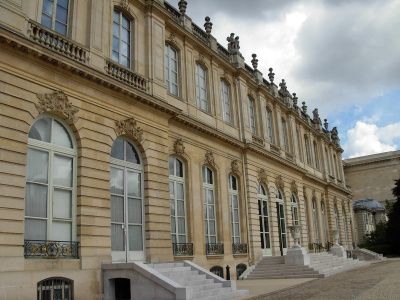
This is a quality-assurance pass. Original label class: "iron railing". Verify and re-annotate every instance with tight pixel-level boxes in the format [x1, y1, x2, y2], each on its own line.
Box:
[172, 243, 193, 256]
[325, 241, 334, 251]
[206, 243, 224, 255]
[24, 240, 78, 259]
[346, 250, 357, 259]
[232, 243, 247, 254]
[308, 243, 325, 253]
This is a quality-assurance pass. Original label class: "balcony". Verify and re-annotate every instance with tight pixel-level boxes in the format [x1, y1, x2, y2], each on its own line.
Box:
[172, 243, 193, 256]
[206, 243, 224, 255]
[24, 240, 78, 259]
[232, 243, 247, 254]
[27, 21, 88, 64]
[105, 60, 148, 93]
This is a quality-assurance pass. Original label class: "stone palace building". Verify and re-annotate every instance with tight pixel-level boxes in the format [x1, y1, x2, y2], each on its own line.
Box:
[0, 0, 355, 298]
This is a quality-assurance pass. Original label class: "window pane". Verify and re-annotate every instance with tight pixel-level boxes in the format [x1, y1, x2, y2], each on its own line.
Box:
[25, 183, 47, 218]
[112, 51, 119, 62]
[122, 14, 130, 29]
[127, 172, 141, 197]
[170, 199, 175, 215]
[111, 139, 124, 160]
[53, 155, 72, 187]
[125, 141, 140, 164]
[169, 182, 174, 199]
[113, 22, 120, 38]
[52, 221, 71, 241]
[55, 22, 67, 36]
[234, 209, 239, 222]
[234, 224, 239, 235]
[202, 166, 206, 183]
[129, 225, 142, 251]
[169, 157, 174, 175]
[178, 235, 186, 243]
[25, 219, 46, 240]
[110, 168, 124, 195]
[207, 168, 213, 184]
[232, 195, 238, 208]
[121, 55, 129, 68]
[176, 183, 184, 200]
[53, 189, 71, 219]
[122, 28, 129, 43]
[128, 198, 142, 224]
[207, 190, 214, 204]
[29, 118, 51, 143]
[209, 221, 215, 235]
[42, 0, 54, 16]
[56, 6, 68, 24]
[176, 200, 184, 217]
[113, 36, 119, 53]
[176, 159, 183, 177]
[171, 217, 176, 233]
[52, 120, 72, 148]
[41, 14, 52, 29]
[59, 0, 69, 8]
[111, 195, 124, 223]
[121, 41, 129, 56]
[208, 205, 215, 219]
[111, 224, 124, 251]
[113, 10, 120, 23]
[178, 218, 185, 234]
[27, 148, 48, 183]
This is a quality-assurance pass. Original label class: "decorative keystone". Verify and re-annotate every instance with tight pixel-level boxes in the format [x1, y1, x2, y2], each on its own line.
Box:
[204, 16, 213, 35]
[268, 68, 275, 83]
[251, 54, 258, 70]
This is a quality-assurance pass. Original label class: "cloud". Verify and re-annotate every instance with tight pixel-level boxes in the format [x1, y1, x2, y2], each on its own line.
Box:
[344, 121, 400, 158]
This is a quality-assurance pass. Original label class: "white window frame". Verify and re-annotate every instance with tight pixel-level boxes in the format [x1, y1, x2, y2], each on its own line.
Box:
[113, 9, 131, 68]
[334, 205, 339, 229]
[276, 189, 287, 254]
[258, 184, 271, 256]
[41, 0, 70, 36]
[266, 108, 274, 143]
[229, 174, 241, 244]
[248, 97, 256, 134]
[291, 194, 299, 225]
[342, 208, 348, 247]
[196, 63, 208, 111]
[169, 156, 187, 244]
[282, 119, 288, 151]
[25, 115, 77, 243]
[165, 43, 179, 96]
[321, 202, 328, 245]
[312, 199, 319, 244]
[221, 80, 232, 123]
[304, 136, 311, 165]
[203, 166, 217, 244]
[313, 142, 320, 170]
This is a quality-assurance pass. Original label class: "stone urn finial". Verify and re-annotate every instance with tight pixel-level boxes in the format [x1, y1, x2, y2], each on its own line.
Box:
[292, 93, 298, 107]
[324, 119, 329, 130]
[204, 16, 213, 35]
[302, 101, 307, 114]
[288, 225, 303, 248]
[251, 54, 258, 70]
[268, 68, 275, 83]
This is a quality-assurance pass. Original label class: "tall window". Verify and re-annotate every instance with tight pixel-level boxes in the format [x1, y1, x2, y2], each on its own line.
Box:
[325, 148, 331, 175]
[312, 200, 319, 244]
[282, 119, 288, 151]
[313, 142, 320, 170]
[304, 136, 311, 165]
[165, 44, 178, 96]
[25, 116, 76, 244]
[113, 10, 131, 68]
[248, 98, 256, 134]
[291, 194, 299, 225]
[342, 208, 348, 247]
[196, 64, 208, 111]
[229, 174, 240, 244]
[258, 185, 271, 255]
[321, 203, 328, 246]
[41, 0, 69, 35]
[266, 108, 274, 143]
[276, 190, 287, 254]
[334, 205, 339, 229]
[110, 138, 144, 262]
[169, 157, 187, 244]
[203, 166, 217, 244]
[333, 154, 340, 180]
[221, 80, 231, 123]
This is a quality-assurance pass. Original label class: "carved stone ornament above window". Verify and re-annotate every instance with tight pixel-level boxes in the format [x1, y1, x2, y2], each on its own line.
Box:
[231, 159, 239, 173]
[275, 175, 284, 191]
[333, 196, 337, 205]
[321, 192, 325, 201]
[258, 168, 268, 184]
[205, 150, 215, 166]
[290, 180, 298, 195]
[167, 32, 177, 46]
[303, 186, 307, 197]
[120, 0, 131, 13]
[197, 53, 204, 63]
[115, 117, 143, 142]
[174, 138, 185, 155]
[36, 91, 79, 123]
[312, 189, 316, 199]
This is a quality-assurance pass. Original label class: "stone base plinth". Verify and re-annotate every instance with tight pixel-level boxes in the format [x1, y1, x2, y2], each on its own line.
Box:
[330, 245, 346, 258]
[284, 247, 310, 266]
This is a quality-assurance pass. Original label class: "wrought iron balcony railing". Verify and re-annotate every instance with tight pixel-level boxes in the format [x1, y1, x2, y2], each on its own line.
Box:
[28, 21, 89, 64]
[172, 243, 193, 256]
[206, 243, 224, 255]
[105, 60, 148, 92]
[308, 243, 324, 253]
[24, 240, 78, 259]
[232, 243, 248, 254]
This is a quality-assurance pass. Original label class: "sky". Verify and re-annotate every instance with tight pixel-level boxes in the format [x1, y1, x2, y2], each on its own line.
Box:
[172, 0, 400, 158]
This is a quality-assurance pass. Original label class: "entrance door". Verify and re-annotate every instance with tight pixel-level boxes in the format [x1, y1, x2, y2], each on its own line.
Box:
[258, 185, 271, 256]
[110, 138, 145, 262]
[276, 190, 287, 256]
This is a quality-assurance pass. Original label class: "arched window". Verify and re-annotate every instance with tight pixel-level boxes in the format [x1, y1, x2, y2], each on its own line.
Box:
[291, 194, 299, 225]
[248, 97, 256, 134]
[221, 80, 231, 123]
[37, 277, 73, 300]
[210, 266, 223, 278]
[321, 202, 328, 246]
[165, 44, 178, 96]
[110, 138, 144, 262]
[229, 174, 240, 244]
[196, 63, 208, 111]
[169, 156, 187, 245]
[266, 108, 274, 143]
[313, 141, 320, 170]
[25, 116, 77, 246]
[282, 119, 288, 151]
[342, 208, 348, 247]
[113, 9, 131, 68]
[312, 199, 319, 244]
[203, 166, 217, 244]
[236, 264, 247, 280]
[276, 189, 287, 254]
[258, 184, 271, 256]
[41, 0, 70, 35]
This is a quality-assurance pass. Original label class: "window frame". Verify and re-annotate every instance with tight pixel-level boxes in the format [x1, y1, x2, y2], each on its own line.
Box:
[229, 174, 241, 244]
[202, 166, 217, 244]
[266, 108, 274, 143]
[196, 63, 208, 111]
[313, 141, 320, 170]
[37, 277, 73, 300]
[282, 119, 288, 151]
[221, 80, 232, 124]
[248, 97, 256, 134]
[25, 115, 77, 244]
[291, 194, 299, 225]
[165, 43, 179, 97]
[304, 135, 311, 165]
[112, 9, 132, 68]
[312, 199, 319, 244]
[41, 0, 71, 36]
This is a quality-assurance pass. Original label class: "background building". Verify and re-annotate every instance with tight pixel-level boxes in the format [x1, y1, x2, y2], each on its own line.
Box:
[0, 0, 354, 298]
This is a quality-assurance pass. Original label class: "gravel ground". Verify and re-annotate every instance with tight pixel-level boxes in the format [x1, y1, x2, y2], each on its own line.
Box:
[253, 258, 400, 300]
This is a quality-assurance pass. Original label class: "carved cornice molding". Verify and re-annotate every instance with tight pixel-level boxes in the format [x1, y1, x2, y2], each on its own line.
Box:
[36, 91, 79, 123]
[205, 150, 215, 166]
[275, 175, 284, 191]
[115, 117, 144, 142]
[173, 138, 185, 155]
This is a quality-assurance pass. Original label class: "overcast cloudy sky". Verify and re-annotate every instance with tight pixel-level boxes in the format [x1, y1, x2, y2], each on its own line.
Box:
[173, 0, 400, 158]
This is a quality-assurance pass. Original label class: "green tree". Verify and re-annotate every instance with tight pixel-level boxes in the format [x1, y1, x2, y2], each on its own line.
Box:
[386, 178, 400, 255]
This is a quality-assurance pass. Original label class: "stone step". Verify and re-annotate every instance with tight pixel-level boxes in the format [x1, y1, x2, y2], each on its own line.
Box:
[154, 266, 192, 273]
[190, 282, 223, 292]
[250, 268, 319, 275]
[195, 290, 248, 300]
[193, 287, 233, 299]
[150, 262, 185, 268]
[247, 273, 323, 279]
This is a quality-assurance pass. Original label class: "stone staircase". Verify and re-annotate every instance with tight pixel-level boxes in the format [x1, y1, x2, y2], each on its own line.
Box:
[148, 261, 248, 300]
[309, 252, 370, 277]
[353, 247, 386, 260]
[243, 256, 323, 280]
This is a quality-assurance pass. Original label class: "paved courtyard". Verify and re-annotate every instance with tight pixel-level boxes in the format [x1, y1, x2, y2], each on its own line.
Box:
[237, 258, 400, 300]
